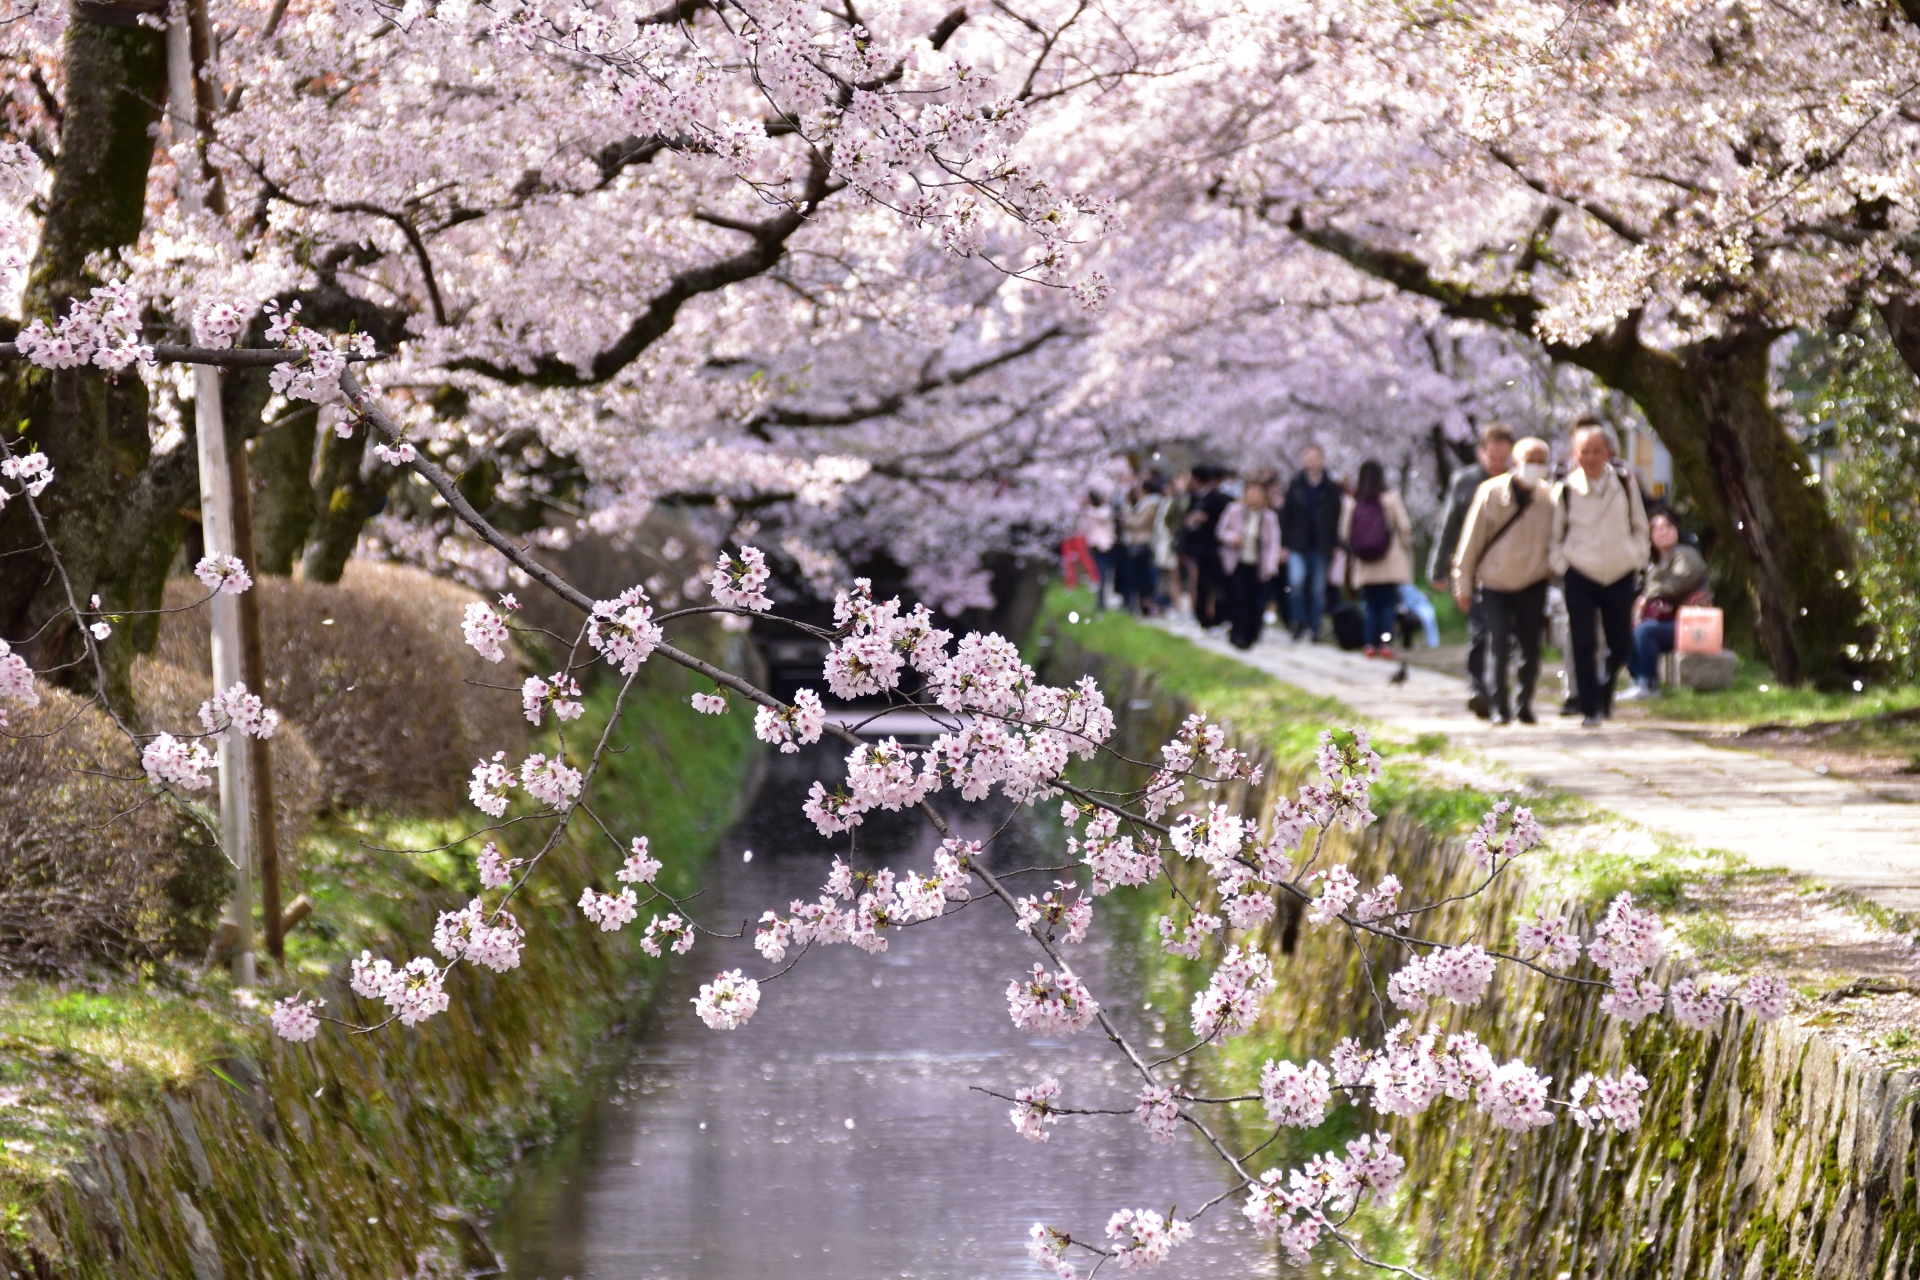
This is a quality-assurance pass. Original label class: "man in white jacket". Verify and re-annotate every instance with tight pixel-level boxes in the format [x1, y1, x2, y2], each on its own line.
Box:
[1550, 423, 1651, 728]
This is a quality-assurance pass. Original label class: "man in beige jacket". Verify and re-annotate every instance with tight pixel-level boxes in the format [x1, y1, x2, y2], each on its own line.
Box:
[1452, 437, 1555, 724]
[1550, 423, 1651, 728]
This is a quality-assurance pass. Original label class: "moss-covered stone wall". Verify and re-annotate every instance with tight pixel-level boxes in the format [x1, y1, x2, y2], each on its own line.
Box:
[3, 638, 762, 1280]
[1045, 625, 1920, 1279]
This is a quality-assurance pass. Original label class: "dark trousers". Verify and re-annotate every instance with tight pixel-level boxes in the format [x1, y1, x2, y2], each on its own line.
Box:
[1465, 593, 1494, 705]
[1195, 554, 1228, 628]
[1288, 550, 1328, 636]
[1227, 564, 1268, 649]
[1482, 581, 1548, 716]
[1630, 620, 1675, 683]
[1564, 568, 1637, 716]
[1121, 545, 1157, 614]
[1360, 584, 1401, 649]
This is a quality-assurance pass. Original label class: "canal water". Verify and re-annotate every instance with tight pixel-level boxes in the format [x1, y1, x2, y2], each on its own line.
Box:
[493, 750, 1276, 1279]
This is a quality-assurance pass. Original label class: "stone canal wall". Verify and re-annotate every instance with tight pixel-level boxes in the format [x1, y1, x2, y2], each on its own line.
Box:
[1047, 628, 1920, 1280]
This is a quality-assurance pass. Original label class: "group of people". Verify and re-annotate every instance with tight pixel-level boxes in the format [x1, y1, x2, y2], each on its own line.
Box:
[1064, 447, 1437, 656]
[1064, 418, 1709, 730]
[1438, 419, 1709, 728]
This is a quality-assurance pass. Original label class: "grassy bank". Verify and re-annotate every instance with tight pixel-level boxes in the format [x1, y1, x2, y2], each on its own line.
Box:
[1, 635, 760, 1276]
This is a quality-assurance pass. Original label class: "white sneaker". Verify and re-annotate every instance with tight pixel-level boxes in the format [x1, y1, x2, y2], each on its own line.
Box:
[1616, 681, 1660, 702]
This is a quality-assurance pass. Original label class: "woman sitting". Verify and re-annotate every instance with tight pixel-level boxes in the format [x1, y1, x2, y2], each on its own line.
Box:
[1620, 509, 1710, 700]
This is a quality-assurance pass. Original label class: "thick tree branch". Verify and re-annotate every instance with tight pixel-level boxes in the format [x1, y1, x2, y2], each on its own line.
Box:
[744, 323, 1074, 437]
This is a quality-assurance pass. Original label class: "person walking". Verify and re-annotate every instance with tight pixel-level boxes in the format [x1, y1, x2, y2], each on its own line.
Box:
[1550, 422, 1651, 728]
[1164, 471, 1194, 616]
[1185, 466, 1233, 628]
[1283, 446, 1342, 640]
[1069, 489, 1117, 603]
[1217, 480, 1283, 649]
[1620, 509, 1711, 701]
[1339, 460, 1414, 658]
[1117, 477, 1164, 615]
[1429, 423, 1515, 718]
[1451, 436, 1555, 723]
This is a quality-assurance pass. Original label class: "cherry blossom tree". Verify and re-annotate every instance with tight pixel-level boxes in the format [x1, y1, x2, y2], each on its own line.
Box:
[1161, 0, 1920, 684]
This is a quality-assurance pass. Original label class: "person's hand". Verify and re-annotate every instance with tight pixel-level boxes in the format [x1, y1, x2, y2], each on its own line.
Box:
[1429, 576, 1447, 593]
[1453, 590, 1472, 612]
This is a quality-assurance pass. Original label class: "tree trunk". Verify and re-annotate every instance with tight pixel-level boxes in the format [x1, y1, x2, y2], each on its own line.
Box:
[1593, 325, 1865, 687]
[249, 407, 320, 574]
[0, 16, 187, 713]
[301, 427, 393, 582]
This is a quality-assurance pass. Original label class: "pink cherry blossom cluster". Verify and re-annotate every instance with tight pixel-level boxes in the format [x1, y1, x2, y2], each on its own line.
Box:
[1243, 1133, 1404, 1264]
[0, 449, 54, 502]
[1386, 944, 1497, 1012]
[1007, 963, 1100, 1034]
[641, 912, 697, 958]
[708, 546, 774, 612]
[519, 753, 584, 807]
[1464, 799, 1544, 873]
[1588, 892, 1667, 1024]
[468, 751, 514, 817]
[1260, 1058, 1333, 1129]
[261, 300, 375, 404]
[619, 837, 662, 886]
[1009, 1076, 1062, 1142]
[1103, 1208, 1193, 1269]
[690, 693, 727, 715]
[579, 887, 639, 932]
[1189, 944, 1275, 1041]
[269, 996, 324, 1043]
[197, 682, 280, 741]
[191, 300, 246, 349]
[822, 580, 953, 698]
[350, 952, 451, 1027]
[1297, 728, 1381, 831]
[1026, 1224, 1076, 1280]
[586, 586, 663, 675]
[521, 672, 585, 725]
[1567, 1068, 1651, 1133]
[432, 899, 527, 972]
[1133, 1083, 1184, 1142]
[477, 842, 522, 889]
[193, 554, 253, 596]
[1156, 912, 1220, 960]
[141, 734, 216, 790]
[370, 440, 417, 466]
[15, 280, 150, 371]
[1514, 911, 1583, 970]
[753, 689, 827, 753]
[692, 970, 761, 1030]
[1014, 882, 1093, 945]
[461, 601, 510, 664]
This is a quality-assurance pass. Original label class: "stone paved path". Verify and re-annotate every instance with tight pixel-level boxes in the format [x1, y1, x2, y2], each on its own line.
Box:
[1155, 617, 1920, 914]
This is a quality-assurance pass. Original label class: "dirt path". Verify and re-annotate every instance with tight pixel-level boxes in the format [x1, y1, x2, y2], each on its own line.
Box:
[1157, 618, 1920, 915]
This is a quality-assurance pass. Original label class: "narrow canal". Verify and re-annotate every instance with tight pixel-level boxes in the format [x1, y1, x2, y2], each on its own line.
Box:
[494, 749, 1275, 1279]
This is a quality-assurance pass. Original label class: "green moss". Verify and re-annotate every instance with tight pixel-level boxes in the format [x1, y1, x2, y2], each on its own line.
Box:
[1, 629, 761, 1280]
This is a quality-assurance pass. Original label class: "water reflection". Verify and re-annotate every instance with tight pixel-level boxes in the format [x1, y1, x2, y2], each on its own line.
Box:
[496, 753, 1274, 1280]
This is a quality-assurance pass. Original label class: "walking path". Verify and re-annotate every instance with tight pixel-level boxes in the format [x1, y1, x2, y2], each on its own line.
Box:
[1156, 618, 1920, 914]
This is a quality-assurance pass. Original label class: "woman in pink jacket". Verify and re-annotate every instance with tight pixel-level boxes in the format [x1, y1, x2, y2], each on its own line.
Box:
[1217, 481, 1284, 650]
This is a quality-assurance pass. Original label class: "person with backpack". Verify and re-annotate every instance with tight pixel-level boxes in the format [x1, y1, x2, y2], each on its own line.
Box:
[1550, 422, 1651, 728]
[1452, 436, 1555, 723]
[1283, 446, 1343, 640]
[1338, 460, 1414, 658]
[1184, 465, 1233, 629]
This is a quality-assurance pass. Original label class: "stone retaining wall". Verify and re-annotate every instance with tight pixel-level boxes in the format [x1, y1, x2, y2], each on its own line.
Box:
[1052, 632, 1920, 1279]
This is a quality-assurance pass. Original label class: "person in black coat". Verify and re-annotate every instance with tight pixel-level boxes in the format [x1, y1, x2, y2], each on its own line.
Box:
[1282, 446, 1342, 639]
[1183, 465, 1233, 628]
[1428, 422, 1514, 718]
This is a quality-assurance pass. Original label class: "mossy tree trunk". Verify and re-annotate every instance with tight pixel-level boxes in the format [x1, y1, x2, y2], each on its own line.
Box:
[0, 15, 190, 714]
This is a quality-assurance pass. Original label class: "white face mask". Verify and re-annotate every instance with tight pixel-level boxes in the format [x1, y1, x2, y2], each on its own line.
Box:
[1518, 461, 1550, 486]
